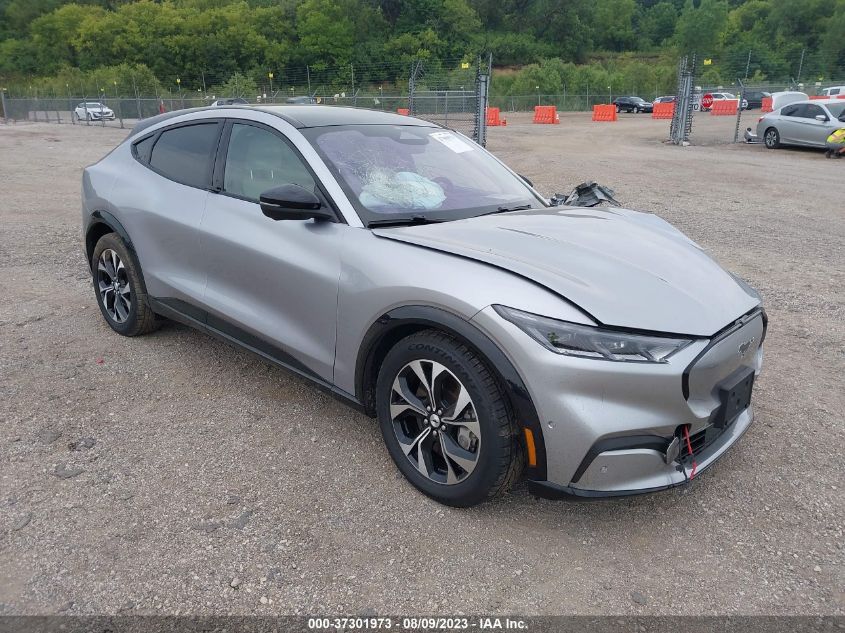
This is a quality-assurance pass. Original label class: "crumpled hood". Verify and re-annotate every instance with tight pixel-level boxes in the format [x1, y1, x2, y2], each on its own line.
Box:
[373, 207, 760, 336]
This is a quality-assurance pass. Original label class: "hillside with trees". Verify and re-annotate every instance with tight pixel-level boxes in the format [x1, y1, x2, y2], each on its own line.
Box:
[0, 0, 843, 96]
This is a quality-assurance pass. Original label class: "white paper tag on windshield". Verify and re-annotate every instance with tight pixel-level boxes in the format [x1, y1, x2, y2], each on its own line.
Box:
[430, 131, 474, 153]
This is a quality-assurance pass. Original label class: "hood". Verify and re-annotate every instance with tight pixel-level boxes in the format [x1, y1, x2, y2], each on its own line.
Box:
[373, 207, 760, 336]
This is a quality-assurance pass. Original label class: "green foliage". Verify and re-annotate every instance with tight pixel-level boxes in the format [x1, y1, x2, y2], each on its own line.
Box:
[0, 0, 843, 95]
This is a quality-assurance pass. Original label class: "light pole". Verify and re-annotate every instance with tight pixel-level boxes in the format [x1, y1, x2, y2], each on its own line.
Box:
[268, 72, 274, 102]
[607, 85, 611, 104]
[536, 85, 540, 106]
[379, 85, 383, 109]
[176, 77, 183, 109]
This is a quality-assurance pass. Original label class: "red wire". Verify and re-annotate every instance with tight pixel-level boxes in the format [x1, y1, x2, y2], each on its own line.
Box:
[682, 425, 698, 480]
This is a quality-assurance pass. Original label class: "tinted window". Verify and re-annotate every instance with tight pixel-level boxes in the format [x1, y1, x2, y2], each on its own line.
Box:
[149, 123, 220, 188]
[803, 104, 826, 119]
[829, 88, 840, 96]
[133, 135, 155, 163]
[223, 123, 316, 201]
[781, 104, 800, 117]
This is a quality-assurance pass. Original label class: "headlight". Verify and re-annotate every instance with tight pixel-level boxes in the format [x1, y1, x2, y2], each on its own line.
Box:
[494, 305, 693, 363]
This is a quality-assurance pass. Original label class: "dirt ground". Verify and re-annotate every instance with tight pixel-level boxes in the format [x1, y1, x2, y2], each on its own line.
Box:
[0, 112, 842, 617]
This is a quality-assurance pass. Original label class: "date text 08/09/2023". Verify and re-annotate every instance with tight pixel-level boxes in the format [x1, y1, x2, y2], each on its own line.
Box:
[307, 616, 529, 630]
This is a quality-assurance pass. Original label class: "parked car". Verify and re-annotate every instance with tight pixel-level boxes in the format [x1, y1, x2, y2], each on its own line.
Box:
[742, 91, 771, 110]
[706, 92, 749, 111]
[821, 86, 844, 97]
[612, 96, 653, 113]
[756, 99, 845, 150]
[286, 95, 317, 104]
[82, 105, 766, 506]
[74, 102, 115, 122]
[211, 98, 249, 106]
[654, 96, 676, 104]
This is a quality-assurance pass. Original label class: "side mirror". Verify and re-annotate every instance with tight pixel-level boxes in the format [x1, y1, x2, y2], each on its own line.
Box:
[815, 114, 828, 122]
[259, 184, 334, 221]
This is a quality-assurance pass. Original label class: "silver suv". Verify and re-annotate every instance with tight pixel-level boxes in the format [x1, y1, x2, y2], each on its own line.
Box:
[82, 105, 766, 506]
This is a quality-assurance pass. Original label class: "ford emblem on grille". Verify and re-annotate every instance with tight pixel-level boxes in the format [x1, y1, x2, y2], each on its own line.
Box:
[738, 337, 755, 357]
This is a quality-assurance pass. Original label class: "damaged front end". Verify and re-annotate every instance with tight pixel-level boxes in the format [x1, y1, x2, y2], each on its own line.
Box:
[550, 181, 621, 208]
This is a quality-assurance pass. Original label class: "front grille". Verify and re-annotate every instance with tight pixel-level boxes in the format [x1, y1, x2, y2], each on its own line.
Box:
[681, 422, 730, 457]
[688, 428, 708, 454]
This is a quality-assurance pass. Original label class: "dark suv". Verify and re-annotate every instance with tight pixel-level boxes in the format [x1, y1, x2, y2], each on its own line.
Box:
[742, 91, 771, 110]
[612, 96, 653, 113]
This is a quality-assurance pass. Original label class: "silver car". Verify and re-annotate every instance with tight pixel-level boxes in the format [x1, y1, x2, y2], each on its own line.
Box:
[82, 106, 766, 506]
[74, 102, 115, 122]
[757, 99, 845, 149]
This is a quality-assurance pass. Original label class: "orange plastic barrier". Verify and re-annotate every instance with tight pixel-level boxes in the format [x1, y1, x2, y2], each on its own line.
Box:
[839, 95, 845, 99]
[761, 97, 773, 113]
[591, 104, 617, 122]
[396, 108, 409, 115]
[809, 95, 827, 100]
[486, 107, 506, 126]
[651, 102, 675, 119]
[533, 105, 560, 124]
[710, 99, 738, 115]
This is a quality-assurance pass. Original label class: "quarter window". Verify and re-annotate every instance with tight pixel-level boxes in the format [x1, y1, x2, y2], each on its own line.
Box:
[149, 123, 220, 189]
[223, 123, 316, 202]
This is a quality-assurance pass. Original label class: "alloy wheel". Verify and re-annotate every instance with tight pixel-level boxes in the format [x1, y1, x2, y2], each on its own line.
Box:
[765, 129, 778, 148]
[389, 359, 481, 485]
[97, 249, 132, 323]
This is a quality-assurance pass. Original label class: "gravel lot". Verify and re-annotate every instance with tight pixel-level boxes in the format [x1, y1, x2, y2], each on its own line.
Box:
[0, 113, 842, 617]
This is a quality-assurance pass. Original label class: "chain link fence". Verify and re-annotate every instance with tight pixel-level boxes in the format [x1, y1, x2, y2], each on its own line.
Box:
[0, 58, 494, 145]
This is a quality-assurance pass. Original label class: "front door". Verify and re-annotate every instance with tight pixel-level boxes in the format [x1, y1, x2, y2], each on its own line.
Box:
[199, 120, 347, 383]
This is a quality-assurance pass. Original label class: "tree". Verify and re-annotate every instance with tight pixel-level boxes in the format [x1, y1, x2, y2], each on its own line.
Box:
[675, 0, 729, 56]
[295, 0, 355, 68]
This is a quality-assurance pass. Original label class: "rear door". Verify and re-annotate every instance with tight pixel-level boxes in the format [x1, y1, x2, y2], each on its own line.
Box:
[777, 104, 804, 143]
[198, 119, 347, 383]
[119, 119, 222, 313]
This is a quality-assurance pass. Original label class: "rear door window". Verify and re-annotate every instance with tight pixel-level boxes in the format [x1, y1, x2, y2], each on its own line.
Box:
[149, 122, 221, 189]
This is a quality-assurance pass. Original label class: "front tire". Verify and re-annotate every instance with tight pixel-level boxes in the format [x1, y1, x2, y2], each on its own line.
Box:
[376, 330, 523, 507]
[764, 127, 781, 149]
[91, 233, 158, 336]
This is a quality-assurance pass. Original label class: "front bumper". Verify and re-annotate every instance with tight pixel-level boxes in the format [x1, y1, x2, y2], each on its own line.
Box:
[527, 406, 753, 499]
[471, 306, 765, 499]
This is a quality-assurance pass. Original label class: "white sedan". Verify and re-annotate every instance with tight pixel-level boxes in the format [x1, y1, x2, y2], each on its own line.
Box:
[73, 102, 115, 122]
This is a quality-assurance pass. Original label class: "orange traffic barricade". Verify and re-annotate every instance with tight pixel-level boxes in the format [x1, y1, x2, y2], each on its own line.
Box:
[809, 95, 827, 100]
[532, 105, 559, 124]
[591, 104, 617, 122]
[651, 102, 675, 119]
[397, 108, 409, 115]
[710, 99, 738, 115]
[486, 107, 506, 126]
[761, 97, 773, 113]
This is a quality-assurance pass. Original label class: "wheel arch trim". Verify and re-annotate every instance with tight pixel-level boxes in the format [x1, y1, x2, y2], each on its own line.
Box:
[355, 304, 548, 480]
[85, 210, 134, 269]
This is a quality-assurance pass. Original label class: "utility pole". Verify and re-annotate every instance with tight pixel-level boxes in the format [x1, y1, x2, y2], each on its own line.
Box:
[306, 65, 311, 96]
[796, 48, 806, 84]
[744, 50, 751, 80]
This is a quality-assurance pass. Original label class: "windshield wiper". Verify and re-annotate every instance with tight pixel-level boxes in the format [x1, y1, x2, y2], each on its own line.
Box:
[367, 215, 446, 228]
[476, 204, 533, 217]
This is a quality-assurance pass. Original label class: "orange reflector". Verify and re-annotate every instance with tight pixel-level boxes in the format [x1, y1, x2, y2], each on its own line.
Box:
[523, 428, 537, 467]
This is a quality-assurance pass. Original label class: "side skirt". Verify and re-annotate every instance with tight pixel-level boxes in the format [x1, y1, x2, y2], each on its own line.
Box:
[148, 297, 366, 414]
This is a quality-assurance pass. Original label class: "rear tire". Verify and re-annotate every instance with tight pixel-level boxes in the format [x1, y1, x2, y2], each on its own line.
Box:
[91, 233, 158, 337]
[376, 330, 523, 507]
[764, 127, 781, 149]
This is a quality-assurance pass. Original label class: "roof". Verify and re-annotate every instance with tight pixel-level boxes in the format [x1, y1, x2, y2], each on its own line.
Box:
[129, 104, 436, 137]
[256, 105, 436, 128]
